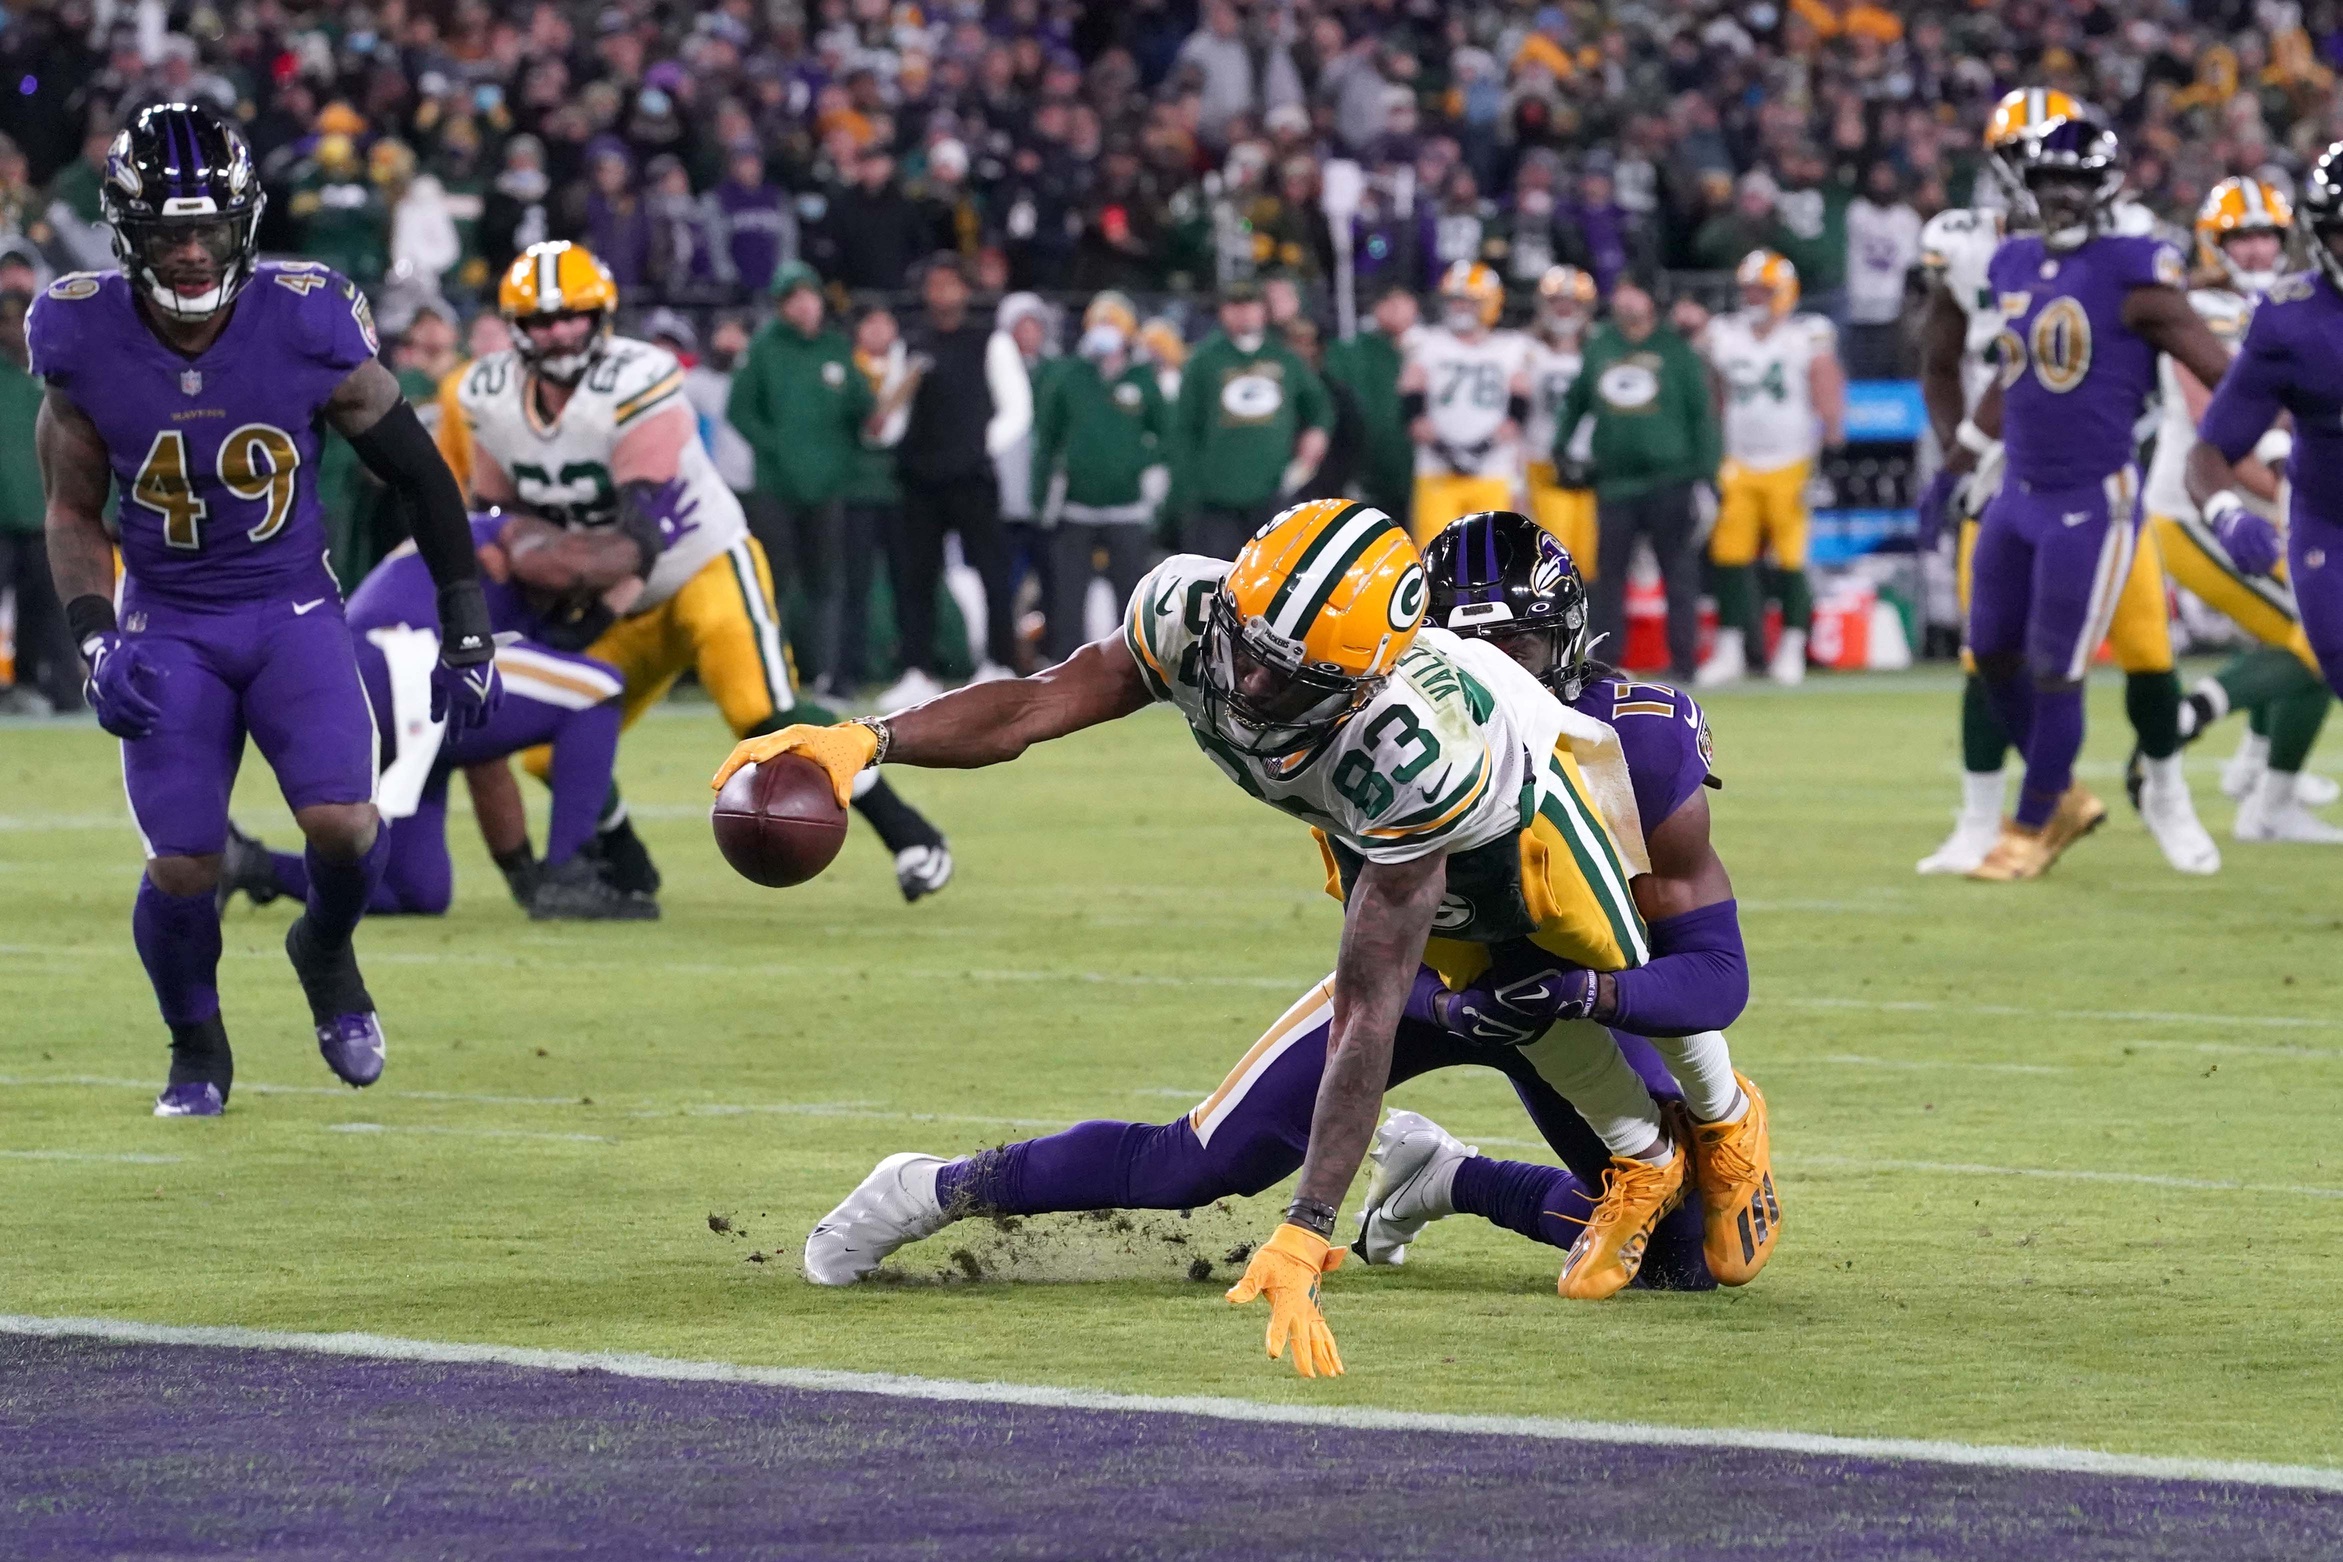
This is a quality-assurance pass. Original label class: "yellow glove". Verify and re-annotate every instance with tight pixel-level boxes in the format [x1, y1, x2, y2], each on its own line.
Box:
[711, 721, 879, 808]
[1225, 1223, 1347, 1378]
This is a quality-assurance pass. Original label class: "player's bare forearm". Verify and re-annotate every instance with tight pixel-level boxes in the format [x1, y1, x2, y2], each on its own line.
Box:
[2126, 285, 2231, 390]
[1630, 790, 1733, 925]
[1814, 353, 1848, 448]
[1971, 379, 2003, 442]
[1918, 283, 1967, 446]
[882, 636, 1155, 768]
[1293, 851, 1446, 1211]
[2186, 439, 2246, 509]
[2236, 456, 2281, 504]
[36, 387, 117, 610]
[500, 513, 645, 593]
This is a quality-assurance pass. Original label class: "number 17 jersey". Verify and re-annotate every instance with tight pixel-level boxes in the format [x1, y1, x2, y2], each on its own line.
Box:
[26, 262, 378, 607]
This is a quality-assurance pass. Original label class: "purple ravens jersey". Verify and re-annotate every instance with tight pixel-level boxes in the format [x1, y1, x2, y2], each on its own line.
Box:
[1986, 233, 2181, 489]
[2200, 269, 2343, 530]
[25, 261, 379, 607]
[347, 515, 539, 637]
[1570, 675, 1716, 831]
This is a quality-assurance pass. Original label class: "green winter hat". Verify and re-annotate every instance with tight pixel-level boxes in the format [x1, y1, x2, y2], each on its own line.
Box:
[770, 260, 822, 300]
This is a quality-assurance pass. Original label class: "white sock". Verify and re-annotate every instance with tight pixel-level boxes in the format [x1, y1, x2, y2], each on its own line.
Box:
[2145, 753, 2186, 790]
[1961, 769, 2007, 821]
[851, 767, 880, 800]
[2235, 730, 2272, 767]
[1647, 1030, 1742, 1123]
[2254, 769, 2296, 814]
[1516, 1020, 1664, 1159]
[2190, 676, 2230, 724]
[1709, 627, 1744, 660]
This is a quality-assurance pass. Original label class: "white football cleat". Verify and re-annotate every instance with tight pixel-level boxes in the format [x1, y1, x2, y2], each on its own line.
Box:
[2137, 759, 2221, 875]
[2220, 731, 2271, 800]
[1694, 628, 1747, 689]
[2235, 773, 2343, 843]
[1766, 627, 1808, 686]
[893, 842, 954, 903]
[875, 668, 945, 713]
[2295, 771, 2341, 807]
[1916, 811, 2003, 875]
[1357, 1110, 1477, 1266]
[803, 1152, 951, 1285]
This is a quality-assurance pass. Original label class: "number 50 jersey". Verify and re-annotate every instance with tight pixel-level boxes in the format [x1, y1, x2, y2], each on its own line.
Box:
[1123, 553, 1648, 975]
[457, 333, 743, 609]
[1986, 232, 2182, 490]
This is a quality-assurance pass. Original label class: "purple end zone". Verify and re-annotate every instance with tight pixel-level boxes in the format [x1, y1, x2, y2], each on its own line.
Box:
[3, 1336, 2337, 1560]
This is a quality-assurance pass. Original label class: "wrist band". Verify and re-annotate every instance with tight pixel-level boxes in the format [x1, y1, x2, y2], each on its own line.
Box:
[66, 594, 117, 646]
[1954, 419, 1993, 455]
[2204, 490, 2244, 521]
[1284, 1197, 1339, 1240]
[851, 716, 892, 765]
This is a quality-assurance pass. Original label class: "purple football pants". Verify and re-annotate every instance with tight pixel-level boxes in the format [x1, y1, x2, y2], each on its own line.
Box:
[2289, 514, 2343, 703]
[935, 988, 1713, 1289]
[1968, 470, 2140, 828]
[118, 590, 377, 860]
[267, 636, 624, 915]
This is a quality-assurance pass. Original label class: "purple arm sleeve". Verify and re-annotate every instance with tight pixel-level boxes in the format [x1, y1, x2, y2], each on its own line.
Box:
[1605, 899, 1747, 1038]
[2198, 322, 2288, 464]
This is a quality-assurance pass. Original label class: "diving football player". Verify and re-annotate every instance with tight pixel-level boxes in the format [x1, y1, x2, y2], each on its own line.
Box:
[1915, 90, 2209, 875]
[722, 500, 1694, 1375]
[455, 240, 952, 901]
[2191, 141, 2343, 780]
[31, 103, 502, 1117]
[798, 512, 1774, 1301]
[1960, 110, 2232, 881]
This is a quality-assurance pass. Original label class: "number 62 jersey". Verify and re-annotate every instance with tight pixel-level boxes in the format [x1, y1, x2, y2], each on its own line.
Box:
[1122, 552, 1649, 977]
[26, 261, 377, 606]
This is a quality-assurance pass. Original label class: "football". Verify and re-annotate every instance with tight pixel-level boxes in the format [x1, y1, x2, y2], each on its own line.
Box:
[710, 754, 850, 887]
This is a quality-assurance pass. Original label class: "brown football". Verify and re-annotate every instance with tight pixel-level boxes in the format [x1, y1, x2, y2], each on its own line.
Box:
[710, 754, 850, 887]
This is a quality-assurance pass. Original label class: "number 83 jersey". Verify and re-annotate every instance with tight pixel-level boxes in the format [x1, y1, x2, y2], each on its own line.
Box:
[26, 262, 377, 606]
[1124, 553, 1648, 974]
[1987, 232, 2181, 490]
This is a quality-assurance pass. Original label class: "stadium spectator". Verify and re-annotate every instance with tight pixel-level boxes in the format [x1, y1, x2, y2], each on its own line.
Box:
[1844, 162, 1924, 377]
[0, 279, 71, 714]
[843, 306, 913, 696]
[1321, 282, 1416, 524]
[1174, 278, 1332, 560]
[825, 148, 932, 294]
[1176, 0, 1303, 147]
[39, 125, 112, 275]
[709, 144, 795, 301]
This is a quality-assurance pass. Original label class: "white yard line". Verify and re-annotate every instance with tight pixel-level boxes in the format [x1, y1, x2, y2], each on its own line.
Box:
[1778, 1054, 2070, 1076]
[1, 1313, 2336, 1493]
[323, 1123, 616, 1145]
[1790, 1154, 2343, 1201]
[1767, 995, 2341, 1033]
[0, 1149, 182, 1164]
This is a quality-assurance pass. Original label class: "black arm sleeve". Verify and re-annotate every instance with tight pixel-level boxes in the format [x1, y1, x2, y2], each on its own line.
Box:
[348, 399, 477, 590]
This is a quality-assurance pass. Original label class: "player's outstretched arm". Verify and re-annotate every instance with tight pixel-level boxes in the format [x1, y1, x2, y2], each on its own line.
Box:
[1917, 282, 1972, 467]
[712, 635, 1156, 802]
[2124, 284, 2232, 392]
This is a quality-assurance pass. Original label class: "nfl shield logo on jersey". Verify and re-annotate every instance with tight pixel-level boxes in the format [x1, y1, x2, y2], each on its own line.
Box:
[180, 369, 203, 397]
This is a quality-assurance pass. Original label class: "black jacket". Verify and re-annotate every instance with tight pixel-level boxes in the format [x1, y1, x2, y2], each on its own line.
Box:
[898, 320, 995, 486]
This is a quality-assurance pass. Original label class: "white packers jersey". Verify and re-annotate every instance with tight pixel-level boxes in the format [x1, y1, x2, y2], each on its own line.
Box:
[457, 334, 746, 610]
[2144, 288, 2258, 523]
[1522, 336, 1585, 467]
[1920, 206, 2004, 411]
[1706, 310, 1834, 471]
[1410, 328, 1531, 478]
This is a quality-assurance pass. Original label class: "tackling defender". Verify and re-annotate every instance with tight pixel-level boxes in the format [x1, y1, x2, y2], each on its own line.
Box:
[722, 500, 1745, 1375]
[1691, 249, 1845, 688]
[2136, 179, 2339, 844]
[1915, 90, 2213, 876]
[456, 240, 953, 902]
[1402, 261, 1532, 544]
[32, 104, 502, 1116]
[2189, 141, 2343, 739]
[795, 511, 1771, 1304]
[1961, 110, 2232, 882]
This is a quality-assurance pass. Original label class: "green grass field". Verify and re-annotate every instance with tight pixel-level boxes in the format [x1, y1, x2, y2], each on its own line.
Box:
[4, 669, 2339, 1469]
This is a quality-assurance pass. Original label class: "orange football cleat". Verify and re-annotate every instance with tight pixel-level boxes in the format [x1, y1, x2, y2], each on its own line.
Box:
[1966, 821, 2051, 881]
[1692, 1073, 1779, 1285]
[2041, 783, 2108, 860]
[1557, 1129, 1688, 1300]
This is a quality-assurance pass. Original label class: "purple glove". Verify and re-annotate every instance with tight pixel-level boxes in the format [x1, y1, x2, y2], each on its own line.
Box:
[1913, 469, 1957, 553]
[618, 477, 703, 567]
[1437, 951, 1602, 1046]
[430, 657, 502, 731]
[82, 632, 164, 739]
[2209, 494, 2281, 576]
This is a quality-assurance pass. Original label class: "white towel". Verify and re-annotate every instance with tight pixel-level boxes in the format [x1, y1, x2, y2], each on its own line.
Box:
[367, 626, 447, 822]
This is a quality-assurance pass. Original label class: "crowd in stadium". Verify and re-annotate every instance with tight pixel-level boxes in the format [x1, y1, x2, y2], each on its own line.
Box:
[2, 0, 2341, 712]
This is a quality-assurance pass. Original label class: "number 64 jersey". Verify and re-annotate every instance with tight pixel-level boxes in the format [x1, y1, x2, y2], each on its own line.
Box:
[456, 333, 743, 608]
[1122, 553, 1649, 978]
[26, 261, 377, 606]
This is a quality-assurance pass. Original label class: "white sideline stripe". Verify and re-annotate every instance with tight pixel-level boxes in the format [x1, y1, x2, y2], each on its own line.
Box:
[664, 1103, 1069, 1130]
[0, 1074, 582, 1107]
[1793, 1154, 2343, 1201]
[0, 1149, 182, 1164]
[1767, 995, 2343, 1033]
[1780, 1054, 2070, 1076]
[2120, 1039, 2343, 1061]
[324, 1123, 615, 1145]
[3, 1314, 2337, 1494]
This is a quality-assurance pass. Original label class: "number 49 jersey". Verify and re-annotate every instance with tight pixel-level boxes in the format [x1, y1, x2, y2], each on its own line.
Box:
[1123, 553, 1648, 973]
[26, 262, 377, 607]
[457, 334, 744, 609]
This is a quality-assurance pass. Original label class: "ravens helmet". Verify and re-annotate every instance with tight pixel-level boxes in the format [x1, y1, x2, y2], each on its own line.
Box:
[102, 102, 266, 322]
[2300, 142, 2343, 295]
[1423, 510, 1593, 700]
[2010, 112, 2124, 253]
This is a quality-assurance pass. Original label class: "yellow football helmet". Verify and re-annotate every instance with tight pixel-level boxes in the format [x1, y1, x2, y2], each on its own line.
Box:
[1083, 290, 1139, 339]
[499, 240, 619, 383]
[2196, 176, 2293, 295]
[1137, 316, 1187, 370]
[1737, 249, 1799, 318]
[1201, 498, 1423, 756]
[1536, 264, 1596, 328]
[1439, 260, 1505, 331]
[1985, 87, 2083, 201]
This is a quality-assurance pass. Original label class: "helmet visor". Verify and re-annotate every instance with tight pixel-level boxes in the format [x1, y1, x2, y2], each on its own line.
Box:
[126, 215, 242, 290]
[1198, 592, 1372, 756]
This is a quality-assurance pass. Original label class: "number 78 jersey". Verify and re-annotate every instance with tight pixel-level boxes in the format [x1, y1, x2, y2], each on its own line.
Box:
[1123, 554, 1648, 973]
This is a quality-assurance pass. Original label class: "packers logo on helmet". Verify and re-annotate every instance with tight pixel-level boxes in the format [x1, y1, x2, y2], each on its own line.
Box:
[2196, 177, 2293, 296]
[1439, 260, 1505, 331]
[1736, 249, 1799, 319]
[1199, 498, 1421, 758]
[500, 240, 620, 384]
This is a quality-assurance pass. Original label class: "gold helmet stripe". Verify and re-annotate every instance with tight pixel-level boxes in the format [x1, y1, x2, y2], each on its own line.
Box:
[1264, 503, 1393, 637]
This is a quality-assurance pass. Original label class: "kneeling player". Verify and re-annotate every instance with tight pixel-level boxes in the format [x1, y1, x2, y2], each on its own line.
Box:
[798, 513, 1774, 1302]
[220, 514, 651, 919]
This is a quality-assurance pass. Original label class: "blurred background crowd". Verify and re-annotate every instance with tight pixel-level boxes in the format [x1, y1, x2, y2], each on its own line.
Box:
[2, 0, 2341, 707]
